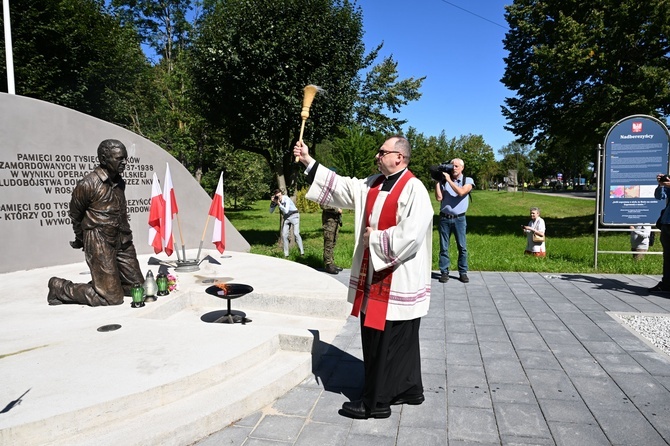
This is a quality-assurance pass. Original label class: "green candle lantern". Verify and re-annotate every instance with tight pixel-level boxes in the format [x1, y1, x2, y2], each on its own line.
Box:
[156, 273, 170, 296]
[130, 283, 145, 308]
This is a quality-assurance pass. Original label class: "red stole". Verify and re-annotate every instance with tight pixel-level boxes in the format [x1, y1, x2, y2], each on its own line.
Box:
[351, 169, 415, 330]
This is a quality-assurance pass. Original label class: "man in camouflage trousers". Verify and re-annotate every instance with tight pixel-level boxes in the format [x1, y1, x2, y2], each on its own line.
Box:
[321, 203, 342, 274]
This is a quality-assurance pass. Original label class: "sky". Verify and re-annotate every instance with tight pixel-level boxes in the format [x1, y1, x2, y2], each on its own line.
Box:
[356, 0, 516, 157]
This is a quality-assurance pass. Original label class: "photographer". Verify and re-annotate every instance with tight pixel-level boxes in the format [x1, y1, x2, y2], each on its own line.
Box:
[433, 158, 474, 283]
[269, 188, 304, 258]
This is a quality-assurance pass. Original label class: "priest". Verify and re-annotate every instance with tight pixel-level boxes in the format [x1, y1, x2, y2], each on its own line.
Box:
[293, 135, 433, 420]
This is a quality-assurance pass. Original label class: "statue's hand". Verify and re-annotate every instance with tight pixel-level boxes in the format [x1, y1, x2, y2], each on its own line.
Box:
[70, 239, 83, 250]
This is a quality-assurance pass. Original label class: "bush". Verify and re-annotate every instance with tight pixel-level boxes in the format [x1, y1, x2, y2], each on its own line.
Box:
[295, 187, 321, 213]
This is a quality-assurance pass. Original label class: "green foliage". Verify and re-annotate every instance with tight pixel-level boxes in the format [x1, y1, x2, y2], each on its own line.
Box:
[0, 0, 149, 125]
[295, 188, 321, 214]
[200, 148, 270, 209]
[502, 0, 670, 174]
[226, 191, 663, 274]
[329, 124, 381, 179]
[354, 56, 425, 134]
[191, 0, 367, 188]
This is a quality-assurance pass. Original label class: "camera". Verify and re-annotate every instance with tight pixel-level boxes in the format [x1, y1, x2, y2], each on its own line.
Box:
[661, 175, 670, 182]
[429, 163, 454, 182]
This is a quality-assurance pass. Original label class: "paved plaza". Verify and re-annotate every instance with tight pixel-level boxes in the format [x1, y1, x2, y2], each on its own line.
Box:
[198, 269, 670, 446]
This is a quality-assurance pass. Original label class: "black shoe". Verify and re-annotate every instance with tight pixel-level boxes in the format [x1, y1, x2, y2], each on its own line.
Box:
[391, 394, 425, 406]
[334, 265, 344, 271]
[340, 400, 391, 419]
[459, 273, 469, 283]
[324, 264, 339, 274]
[649, 282, 670, 293]
[439, 272, 449, 283]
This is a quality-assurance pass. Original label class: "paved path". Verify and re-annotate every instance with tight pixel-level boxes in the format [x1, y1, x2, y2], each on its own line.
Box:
[196, 270, 670, 446]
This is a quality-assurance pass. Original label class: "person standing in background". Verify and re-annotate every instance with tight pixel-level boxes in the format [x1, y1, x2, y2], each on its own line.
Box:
[629, 225, 651, 261]
[435, 158, 474, 283]
[321, 203, 343, 274]
[522, 207, 546, 257]
[269, 189, 304, 257]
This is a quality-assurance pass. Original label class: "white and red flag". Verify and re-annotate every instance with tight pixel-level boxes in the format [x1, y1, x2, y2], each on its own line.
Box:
[147, 172, 165, 254]
[208, 172, 226, 253]
[162, 163, 179, 256]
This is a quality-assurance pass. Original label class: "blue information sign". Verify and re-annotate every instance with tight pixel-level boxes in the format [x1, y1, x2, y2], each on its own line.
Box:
[601, 115, 670, 225]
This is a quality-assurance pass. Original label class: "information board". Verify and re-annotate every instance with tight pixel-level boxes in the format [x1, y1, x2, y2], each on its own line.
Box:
[601, 115, 670, 225]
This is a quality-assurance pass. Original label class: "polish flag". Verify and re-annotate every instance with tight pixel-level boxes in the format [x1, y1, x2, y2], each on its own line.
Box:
[162, 163, 179, 256]
[147, 172, 165, 254]
[208, 172, 226, 253]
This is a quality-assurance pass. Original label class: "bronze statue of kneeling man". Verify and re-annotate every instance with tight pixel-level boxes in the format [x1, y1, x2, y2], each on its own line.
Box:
[47, 139, 145, 306]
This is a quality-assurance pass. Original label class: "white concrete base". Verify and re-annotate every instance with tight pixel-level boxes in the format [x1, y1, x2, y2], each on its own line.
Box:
[0, 250, 349, 446]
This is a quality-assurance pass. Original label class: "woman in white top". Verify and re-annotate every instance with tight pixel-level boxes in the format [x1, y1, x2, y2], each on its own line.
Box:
[522, 207, 546, 257]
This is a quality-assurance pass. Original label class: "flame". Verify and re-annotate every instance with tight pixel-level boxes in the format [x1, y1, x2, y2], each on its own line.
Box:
[214, 283, 228, 295]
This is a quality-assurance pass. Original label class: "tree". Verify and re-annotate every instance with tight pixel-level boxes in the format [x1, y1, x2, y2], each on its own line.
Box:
[453, 134, 496, 189]
[329, 124, 380, 179]
[354, 55, 425, 134]
[0, 0, 148, 126]
[502, 0, 670, 170]
[191, 0, 367, 194]
[110, 0, 219, 182]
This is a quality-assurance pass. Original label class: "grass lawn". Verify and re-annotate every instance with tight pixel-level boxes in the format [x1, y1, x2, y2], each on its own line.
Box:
[225, 190, 663, 275]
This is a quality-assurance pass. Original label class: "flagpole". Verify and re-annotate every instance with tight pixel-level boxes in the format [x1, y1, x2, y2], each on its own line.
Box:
[176, 213, 187, 259]
[196, 216, 211, 261]
[3, 0, 16, 94]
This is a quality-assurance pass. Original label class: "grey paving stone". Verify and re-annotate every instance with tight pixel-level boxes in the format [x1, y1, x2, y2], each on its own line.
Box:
[500, 435, 556, 445]
[629, 350, 670, 376]
[509, 331, 548, 351]
[591, 408, 669, 445]
[448, 406, 500, 444]
[489, 383, 536, 405]
[483, 359, 529, 385]
[396, 426, 446, 446]
[195, 425, 253, 446]
[293, 421, 350, 446]
[446, 343, 483, 366]
[502, 316, 537, 333]
[475, 324, 510, 343]
[516, 350, 562, 371]
[526, 369, 580, 401]
[553, 353, 607, 378]
[549, 422, 612, 446]
[343, 432, 398, 446]
[445, 331, 478, 344]
[249, 414, 306, 442]
[348, 410, 400, 437]
[422, 357, 447, 374]
[308, 390, 354, 425]
[537, 398, 595, 424]
[446, 364, 488, 387]
[472, 311, 504, 326]
[572, 376, 637, 412]
[610, 372, 670, 409]
[447, 321, 476, 335]
[448, 385, 492, 409]
[420, 339, 446, 359]
[423, 371, 447, 393]
[539, 329, 583, 349]
[591, 352, 648, 375]
[397, 390, 446, 429]
[245, 437, 292, 445]
[479, 340, 517, 359]
[582, 340, 626, 354]
[271, 386, 322, 417]
[234, 410, 263, 427]
[446, 310, 475, 322]
[494, 402, 552, 439]
[420, 326, 446, 341]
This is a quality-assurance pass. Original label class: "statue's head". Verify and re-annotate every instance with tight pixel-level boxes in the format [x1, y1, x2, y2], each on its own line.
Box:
[97, 139, 128, 177]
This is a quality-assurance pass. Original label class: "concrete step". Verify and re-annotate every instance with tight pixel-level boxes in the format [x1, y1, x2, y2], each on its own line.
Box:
[5, 334, 316, 446]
